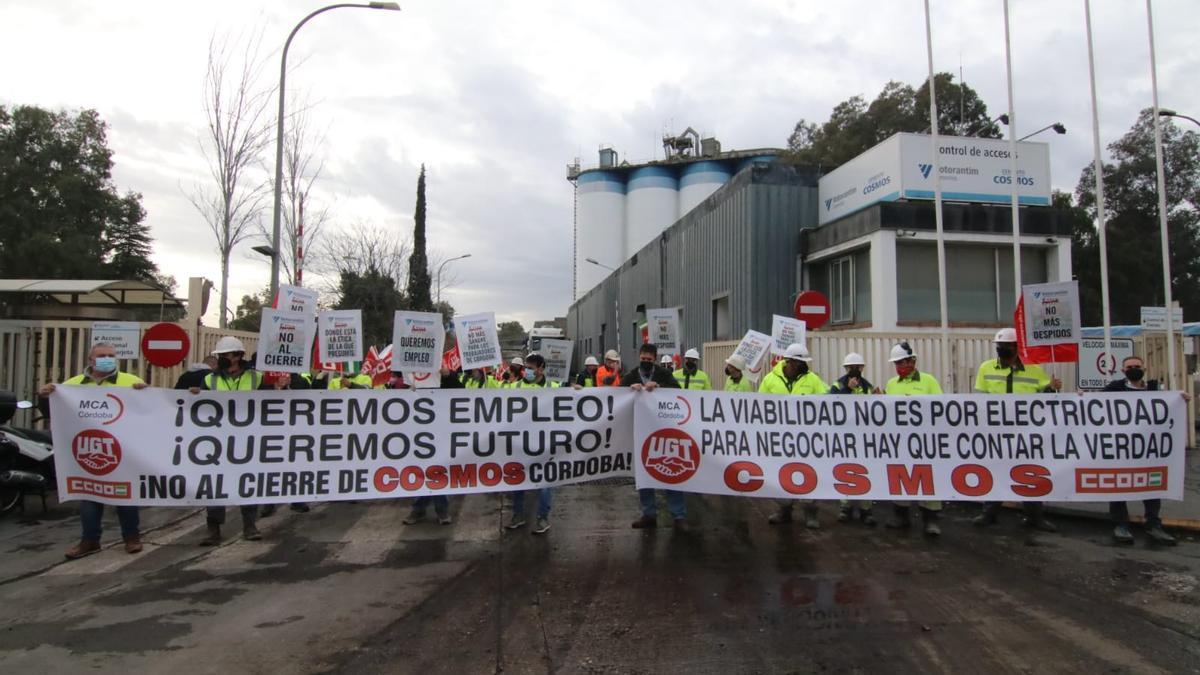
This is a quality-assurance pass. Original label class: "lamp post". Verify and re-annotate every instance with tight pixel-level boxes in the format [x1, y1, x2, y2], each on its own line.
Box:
[269, 2, 401, 305]
[1159, 108, 1200, 128]
[1017, 123, 1066, 142]
[436, 254, 471, 305]
[585, 258, 620, 355]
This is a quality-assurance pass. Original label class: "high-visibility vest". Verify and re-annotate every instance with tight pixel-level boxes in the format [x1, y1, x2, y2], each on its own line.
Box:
[724, 376, 754, 393]
[885, 371, 943, 396]
[594, 366, 622, 387]
[462, 374, 499, 389]
[329, 373, 375, 390]
[513, 377, 560, 389]
[673, 368, 711, 390]
[974, 358, 1051, 394]
[205, 370, 261, 391]
[64, 371, 144, 388]
[758, 361, 827, 395]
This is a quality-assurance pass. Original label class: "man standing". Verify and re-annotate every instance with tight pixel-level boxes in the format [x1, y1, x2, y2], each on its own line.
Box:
[622, 343, 685, 529]
[39, 343, 148, 560]
[830, 352, 876, 526]
[506, 354, 558, 535]
[596, 350, 623, 387]
[882, 342, 944, 536]
[973, 327, 1060, 532]
[760, 343, 827, 528]
[573, 356, 600, 388]
[673, 348, 710, 390]
[1103, 356, 1177, 545]
[723, 355, 755, 393]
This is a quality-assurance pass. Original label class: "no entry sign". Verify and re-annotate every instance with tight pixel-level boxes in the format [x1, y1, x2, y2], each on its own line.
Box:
[141, 323, 191, 367]
[793, 290, 831, 330]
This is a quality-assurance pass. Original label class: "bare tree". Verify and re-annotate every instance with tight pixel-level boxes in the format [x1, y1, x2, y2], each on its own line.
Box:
[318, 220, 411, 289]
[189, 31, 274, 327]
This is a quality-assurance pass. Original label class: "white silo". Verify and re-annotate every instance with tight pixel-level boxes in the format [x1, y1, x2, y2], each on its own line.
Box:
[575, 170, 626, 297]
[678, 161, 731, 218]
[624, 166, 678, 258]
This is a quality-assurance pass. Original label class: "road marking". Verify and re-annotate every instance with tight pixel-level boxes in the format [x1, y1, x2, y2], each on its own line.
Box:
[326, 502, 409, 566]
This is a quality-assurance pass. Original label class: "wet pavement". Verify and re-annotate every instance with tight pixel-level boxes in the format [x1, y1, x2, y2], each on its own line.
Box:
[1, 486, 1199, 674]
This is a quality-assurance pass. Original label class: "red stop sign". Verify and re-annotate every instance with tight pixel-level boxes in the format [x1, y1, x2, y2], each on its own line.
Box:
[793, 290, 831, 330]
[141, 323, 191, 367]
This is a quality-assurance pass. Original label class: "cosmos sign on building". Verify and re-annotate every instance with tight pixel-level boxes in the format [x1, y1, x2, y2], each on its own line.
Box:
[817, 133, 1052, 225]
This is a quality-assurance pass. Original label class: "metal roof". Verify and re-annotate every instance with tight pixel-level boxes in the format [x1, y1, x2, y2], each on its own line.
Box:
[0, 279, 184, 307]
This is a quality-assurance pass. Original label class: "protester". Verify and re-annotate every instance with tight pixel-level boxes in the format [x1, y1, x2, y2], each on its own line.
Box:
[1103, 356, 1178, 545]
[723, 354, 754, 392]
[660, 354, 675, 370]
[596, 350, 623, 387]
[882, 342, 944, 536]
[673, 348, 710, 390]
[622, 342, 686, 529]
[759, 343, 827, 529]
[174, 355, 217, 390]
[973, 328, 1060, 532]
[573, 356, 600, 388]
[829, 352, 876, 526]
[462, 367, 498, 389]
[257, 371, 313, 517]
[507, 354, 557, 534]
[39, 343, 148, 560]
[499, 357, 525, 388]
[404, 367, 461, 525]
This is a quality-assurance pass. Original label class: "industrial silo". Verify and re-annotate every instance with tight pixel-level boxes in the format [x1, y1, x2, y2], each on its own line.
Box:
[575, 170, 626, 296]
[624, 166, 678, 258]
[678, 161, 732, 218]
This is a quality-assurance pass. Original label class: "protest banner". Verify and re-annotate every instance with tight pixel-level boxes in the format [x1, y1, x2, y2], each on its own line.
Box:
[393, 311, 445, 374]
[539, 338, 574, 384]
[258, 309, 315, 374]
[50, 387, 635, 506]
[770, 315, 807, 355]
[277, 284, 319, 315]
[456, 312, 502, 370]
[1018, 281, 1080, 364]
[91, 322, 140, 359]
[632, 390, 1186, 502]
[318, 310, 363, 364]
[732, 330, 772, 380]
[646, 308, 680, 355]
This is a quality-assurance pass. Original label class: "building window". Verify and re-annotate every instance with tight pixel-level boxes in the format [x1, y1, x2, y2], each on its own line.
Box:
[829, 256, 854, 324]
[896, 242, 1048, 323]
[711, 295, 731, 340]
[810, 247, 870, 326]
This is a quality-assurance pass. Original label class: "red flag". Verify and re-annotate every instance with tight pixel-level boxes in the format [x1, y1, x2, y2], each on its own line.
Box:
[442, 344, 462, 372]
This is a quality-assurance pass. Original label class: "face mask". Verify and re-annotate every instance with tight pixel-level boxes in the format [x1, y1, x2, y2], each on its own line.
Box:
[895, 362, 915, 379]
[523, 369, 537, 382]
[796, 362, 809, 375]
[847, 368, 862, 379]
[639, 361, 655, 375]
[684, 361, 697, 373]
[217, 356, 233, 371]
[725, 367, 738, 378]
[94, 356, 117, 374]
[996, 345, 1016, 360]
[1125, 367, 1145, 382]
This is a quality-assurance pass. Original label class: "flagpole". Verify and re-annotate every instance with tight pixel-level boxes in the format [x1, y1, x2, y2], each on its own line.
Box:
[1003, 0, 1022, 313]
[923, 0, 951, 386]
[1146, 0, 1178, 390]
[1084, 0, 1113, 356]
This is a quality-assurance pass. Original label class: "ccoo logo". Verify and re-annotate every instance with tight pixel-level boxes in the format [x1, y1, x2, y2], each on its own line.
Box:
[917, 163, 933, 179]
[72, 429, 122, 476]
[641, 428, 700, 484]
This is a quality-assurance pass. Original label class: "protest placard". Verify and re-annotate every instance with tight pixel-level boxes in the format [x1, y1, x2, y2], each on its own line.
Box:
[732, 330, 772, 380]
[539, 338, 574, 384]
[455, 312, 502, 370]
[277, 284, 319, 315]
[318, 310, 363, 363]
[393, 311, 445, 374]
[645, 308, 680, 355]
[257, 309, 315, 374]
[770, 315, 807, 355]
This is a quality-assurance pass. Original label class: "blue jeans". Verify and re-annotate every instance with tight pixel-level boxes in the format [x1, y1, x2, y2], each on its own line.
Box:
[411, 495, 450, 516]
[80, 501, 140, 541]
[511, 489, 553, 519]
[639, 489, 686, 519]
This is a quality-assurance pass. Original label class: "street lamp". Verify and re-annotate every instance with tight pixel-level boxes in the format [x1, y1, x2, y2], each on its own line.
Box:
[436, 254, 471, 305]
[1017, 123, 1066, 142]
[1159, 108, 1200, 128]
[269, 2, 401, 305]
[585, 257, 615, 271]
[252, 244, 277, 259]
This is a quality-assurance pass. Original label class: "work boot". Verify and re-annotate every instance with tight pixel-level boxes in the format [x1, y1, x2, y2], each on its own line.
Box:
[1112, 524, 1135, 545]
[532, 518, 551, 535]
[290, 503, 310, 513]
[123, 535, 143, 554]
[437, 513, 453, 525]
[861, 509, 877, 527]
[259, 504, 277, 518]
[506, 514, 527, 530]
[242, 524, 263, 541]
[885, 506, 911, 530]
[631, 515, 657, 529]
[837, 506, 852, 523]
[921, 509, 941, 537]
[973, 509, 998, 527]
[767, 507, 793, 525]
[1146, 524, 1177, 546]
[402, 510, 426, 525]
[199, 524, 222, 546]
[1021, 515, 1057, 533]
[64, 539, 102, 560]
[803, 505, 821, 530]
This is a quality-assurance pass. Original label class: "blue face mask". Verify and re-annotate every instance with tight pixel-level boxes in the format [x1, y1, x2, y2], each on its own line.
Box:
[94, 356, 117, 374]
[523, 369, 537, 382]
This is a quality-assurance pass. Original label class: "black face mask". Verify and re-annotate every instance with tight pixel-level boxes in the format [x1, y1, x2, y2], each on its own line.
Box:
[725, 367, 735, 377]
[1125, 367, 1145, 382]
[996, 345, 1016, 360]
[217, 356, 233, 371]
[684, 361, 697, 373]
[847, 368, 862, 379]
[796, 362, 810, 375]
[639, 361, 655, 375]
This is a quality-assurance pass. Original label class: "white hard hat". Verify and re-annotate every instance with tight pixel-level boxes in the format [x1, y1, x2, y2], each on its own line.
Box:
[783, 343, 811, 362]
[584, 356, 599, 366]
[510, 356, 525, 367]
[211, 336, 246, 355]
[725, 354, 748, 371]
[684, 348, 700, 360]
[993, 327, 1019, 343]
[604, 349, 620, 362]
[888, 342, 916, 362]
[661, 354, 674, 365]
[842, 352, 866, 366]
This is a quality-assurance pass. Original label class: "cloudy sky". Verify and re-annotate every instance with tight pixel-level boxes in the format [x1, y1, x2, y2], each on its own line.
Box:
[3, 0, 1198, 328]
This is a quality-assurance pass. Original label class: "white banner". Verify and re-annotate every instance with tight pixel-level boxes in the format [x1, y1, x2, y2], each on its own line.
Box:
[633, 391, 1185, 502]
[318, 310, 363, 363]
[393, 311, 445, 374]
[539, 338, 574, 384]
[645, 308, 680, 355]
[51, 387, 634, 506]
[1022, 281, 1081, 347]
[732, 330, 773, 381]
[770, 315, 807, 355]
[278, 284, 319, 315]
[91, 322, 139, 359]
[258, 309, 315, 374]
[404, 370, 440, 389]
[456, 312, 502, 370]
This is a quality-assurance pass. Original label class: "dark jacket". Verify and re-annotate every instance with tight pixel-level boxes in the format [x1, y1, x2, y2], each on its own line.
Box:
[830, 372, 874, 395]
[440, 370, 465, 389]
[173, 367, 212, 390]
[620, 364, 680, 388]
[1103, 378, 1159, 393]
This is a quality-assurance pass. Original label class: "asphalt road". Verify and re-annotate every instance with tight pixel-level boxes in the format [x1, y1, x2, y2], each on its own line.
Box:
[1, 487, 1198, 674]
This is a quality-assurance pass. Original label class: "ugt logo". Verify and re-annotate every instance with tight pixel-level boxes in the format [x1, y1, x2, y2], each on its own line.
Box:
[917, 163, 933, 179]
[73, 429, 122, 476]
[641, 428, 700, 484]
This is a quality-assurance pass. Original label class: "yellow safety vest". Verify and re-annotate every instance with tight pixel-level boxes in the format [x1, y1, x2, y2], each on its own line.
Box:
[673, 368, 711, 390]
[724, 376, 755, 393]
[64, 371, 144, 388]
[974, 359, 1051, 394]
[205, 370, 261, 391]
[885, 371, 943, 396]
[758, 361, 827, 395]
